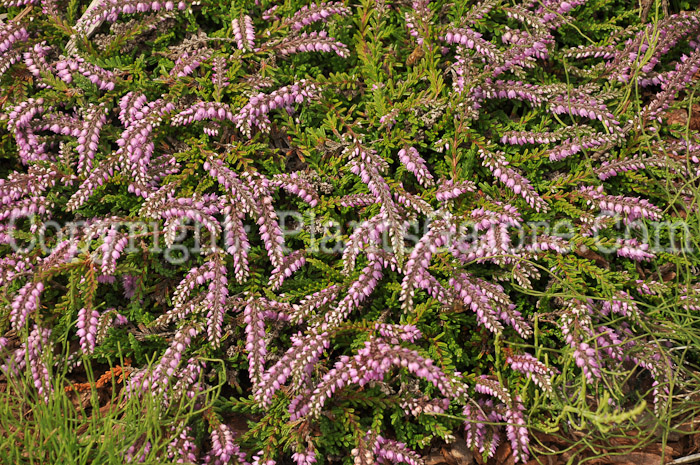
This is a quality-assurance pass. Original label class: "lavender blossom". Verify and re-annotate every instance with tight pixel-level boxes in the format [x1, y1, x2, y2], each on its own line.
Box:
[400, 217, 453, 310]
[0, 47, 22, 81]
[549, 94, 620, 130]
[247, 172, 286, 268]
[221, 208, 250, 283]
[0, 22, 29, 55]
[170, 101, 234, 126]
[463, 402, 492, 456]
[0, 254, 33, 288]
[23, 42, 52, 86]
[203, 155, 258, 214]
[345, 142, 406, 259]
[262, 5, 279, 21]
[322, 251, 390, 327]
[341, 212, 388, 274]
[254, 328, 330, 406]
[394, 184, 432, 215]
[204, 257, 229, 346]
[95, 309, 128, 346]
[118, 92, 149, 127]
[601, 290, 643, 322]
[546, 132, 622, 161]
[563, 44, 615, 60]
[400, 396, 450, 416]
[559, 301, 601, 380]
[97, 227, 129, 275]
[482, 79, 547, 106]
[474, 377, 529, 462]
[151, 260, 218, 327]
[244, 298, 269, 386]
[501, 126, 585, 145]
[6, 98, 49, 164]
[595, 155, 662, 180]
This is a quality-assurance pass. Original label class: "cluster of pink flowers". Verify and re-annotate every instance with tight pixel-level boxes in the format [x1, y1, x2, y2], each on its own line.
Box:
[152, 324, 203, 390]
[232, 80, 320, 136]
[579, 185, 662, 222]
[563, 44, 616, 60]
[166, 424, 198, 464]
[291, 449, 317, 465]
[549, 94, 620, 130]
[443, 27, 501, 61]
[23, 42, 52, 85]
[271, 172, 319, 206]
[435, 179, 477, 202]
[10, 280, 44, 331]
[6, 98, 49, 164]
[77, 0, 187, 33]
[232, 15, 255, 51]
[398, 146, 434, 187]
[76, 103, 108, 175]
[595, 155, 658, 180]
[289, 334, 461, 421]
[479, 149, 549, 212]
[171, 101, 234, 126]
[55, 56, 116, 91]
[269, 250, 306, 290]
[170, 48, 213, 77]
[547, 132, 621, 161]
[284, 1, 350, 30]
[274, 30, 349, 57]
[507, 353, 554, 391]
[208, 423, 247, 465]
[76, 307, 100, 353]
[0, 22, 28, 54]
[211, 56, 229, 90]
[617, 238, 655, 261]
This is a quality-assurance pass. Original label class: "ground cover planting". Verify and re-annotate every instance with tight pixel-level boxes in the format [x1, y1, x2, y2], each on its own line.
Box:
[2, 0, 700, 463]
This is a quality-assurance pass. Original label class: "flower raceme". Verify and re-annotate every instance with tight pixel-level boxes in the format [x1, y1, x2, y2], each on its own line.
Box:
[0, 0, 697, 463]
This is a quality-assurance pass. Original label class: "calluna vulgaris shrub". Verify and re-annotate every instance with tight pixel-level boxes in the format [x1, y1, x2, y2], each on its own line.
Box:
[1, 0, 700, 462]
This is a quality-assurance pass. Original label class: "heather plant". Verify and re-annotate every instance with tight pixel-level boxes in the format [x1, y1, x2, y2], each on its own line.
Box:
[2, 0, 700, 463]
